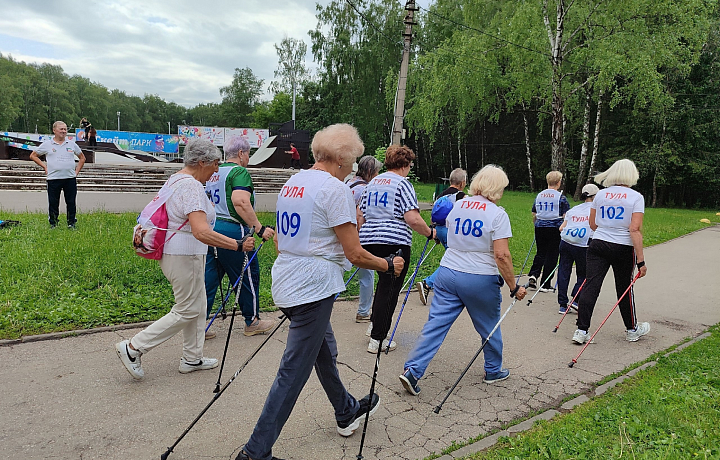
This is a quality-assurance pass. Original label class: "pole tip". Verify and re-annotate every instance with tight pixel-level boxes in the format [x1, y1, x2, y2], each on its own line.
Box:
[553, 328, 558, 333]
[568, 361, 575, 368]
[161, 451, 170, 460]
[433, 406, 441, 414]
[213, 385, 220, 394]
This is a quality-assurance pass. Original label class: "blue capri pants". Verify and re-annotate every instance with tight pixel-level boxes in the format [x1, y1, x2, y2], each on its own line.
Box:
[404, 266, 504, 380]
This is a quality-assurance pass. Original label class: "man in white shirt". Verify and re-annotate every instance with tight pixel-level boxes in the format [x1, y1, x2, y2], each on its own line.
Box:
[29, 121, 86, 228]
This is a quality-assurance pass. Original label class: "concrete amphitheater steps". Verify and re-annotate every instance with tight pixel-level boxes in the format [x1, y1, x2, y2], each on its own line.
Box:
[0, 160, 296, 194]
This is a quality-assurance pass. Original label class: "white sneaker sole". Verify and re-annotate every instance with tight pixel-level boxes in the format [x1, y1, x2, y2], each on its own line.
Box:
[336, 399, 380, 436]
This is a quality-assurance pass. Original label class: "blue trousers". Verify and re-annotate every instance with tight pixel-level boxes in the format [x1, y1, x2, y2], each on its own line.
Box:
[204, 220, 259, 326]
[356, 268, 375, 316]
[557, 240, 587, 306]
[423, 224, 448, 288]
[404, 267, 504, 380]
[244, 295, 359, 460]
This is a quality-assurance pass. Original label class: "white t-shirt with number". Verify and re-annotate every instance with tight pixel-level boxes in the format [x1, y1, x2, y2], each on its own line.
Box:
[561, 202, 594, 247]
[591, 186, 644, 246]
[440, 195, 513, 275]
[35, 138, 83, 180]
[272, 170, 357, 308]
[163, 174, 216, 255]
[534, 188, 562, 220]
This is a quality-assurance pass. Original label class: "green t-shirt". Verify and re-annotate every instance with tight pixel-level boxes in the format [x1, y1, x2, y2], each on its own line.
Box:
[221, 162, 254, 225]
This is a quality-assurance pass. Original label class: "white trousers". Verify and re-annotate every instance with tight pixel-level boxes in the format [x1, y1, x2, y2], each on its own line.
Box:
[131, 254, 206, 362]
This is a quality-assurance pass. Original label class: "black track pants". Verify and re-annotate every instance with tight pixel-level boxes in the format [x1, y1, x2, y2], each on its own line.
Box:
[362, 243, 411, 341]
[576, 239, 637, 332]
[528, 226, 561, 288]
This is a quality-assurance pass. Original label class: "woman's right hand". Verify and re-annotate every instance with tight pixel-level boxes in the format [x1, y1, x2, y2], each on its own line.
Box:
[514, 286, 527, 300]
[392, 256, 404, 276]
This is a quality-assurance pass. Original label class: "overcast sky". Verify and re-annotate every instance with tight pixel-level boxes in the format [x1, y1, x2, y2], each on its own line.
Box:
[0, 0, 336, 107]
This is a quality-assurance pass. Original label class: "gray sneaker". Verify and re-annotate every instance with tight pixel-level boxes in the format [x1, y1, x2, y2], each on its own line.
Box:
[179, 357, 219, 374]
[626, 322, 650, 342]
[416, 281, 429, 305]
[115, 340, 144, 379]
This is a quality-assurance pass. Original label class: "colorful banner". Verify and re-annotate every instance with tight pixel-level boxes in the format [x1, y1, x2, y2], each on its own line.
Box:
[224, 128, 270, 149]
[176, 125, 270, 148]
[74, 129, 180, 154]
[177, 126, 225, 146]
[2, 132, 77, 150]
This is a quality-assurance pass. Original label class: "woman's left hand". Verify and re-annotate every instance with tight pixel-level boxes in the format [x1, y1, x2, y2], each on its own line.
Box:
[514, 286, 527, 300]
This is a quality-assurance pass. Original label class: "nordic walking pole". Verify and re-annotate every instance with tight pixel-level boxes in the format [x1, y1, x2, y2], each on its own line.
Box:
[206, 237, 264, 332]
[357, 250, 401, 460]
[161, 315, 288, 460]
[434, 285, 527, 414]
[212, 252, 249, 393]
[526, 263, 560, 306]
[516, 237, 536, 283]
[387, 232, 434, 351]
[212, 247, 228, 320]
[335, 266, 361, 301]
[400, 241, 438, 292]
[568, 272, 641, 368]
[553, 279, 587, 333]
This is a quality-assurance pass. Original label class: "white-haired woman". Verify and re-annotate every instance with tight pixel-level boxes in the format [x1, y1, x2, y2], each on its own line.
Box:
[573, 159, 649, 344]
[556, 184, 599, 314]
[115, 139, 254, 380]
[399, 165, 527, 396]
[238, 124, 404, 460]
[346, 155, 384, 322]
[204, 136, 275, 339]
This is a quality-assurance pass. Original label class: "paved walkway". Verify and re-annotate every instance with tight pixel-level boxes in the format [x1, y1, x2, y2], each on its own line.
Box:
[1, 227, 718, 460]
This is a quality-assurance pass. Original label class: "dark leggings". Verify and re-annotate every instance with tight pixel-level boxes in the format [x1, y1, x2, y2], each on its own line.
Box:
[362, 244, 411, 341]
[529, 226, 561, 288]
[576, 239, 637, 332]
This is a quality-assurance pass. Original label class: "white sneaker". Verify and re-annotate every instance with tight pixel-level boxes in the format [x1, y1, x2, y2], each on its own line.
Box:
[365, 322, 373, 337]
[626, 322, 650, 342]
[572, 329, 590, 344]
[539, 287, 554, 293]
[528, 276, 537, 290]
[178, 357, 219, 374]
[367, 338, 397, 353]
[416, 281, 429, 305]
[115, 340, 144, 379]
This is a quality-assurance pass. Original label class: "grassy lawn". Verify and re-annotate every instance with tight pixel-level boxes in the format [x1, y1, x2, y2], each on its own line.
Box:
[462, 325, 720, 460]
[0, 190, 718, 339]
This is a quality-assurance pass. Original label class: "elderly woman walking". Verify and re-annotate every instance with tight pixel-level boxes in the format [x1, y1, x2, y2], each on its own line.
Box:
[115, 139, 254, 380]
[346, 155, 384, 323]
[573, 159, 649, 344]
[399, 165, 527, 395]
[358, 145, 436, 353]
[204, 136, 275, 338]
[237, 124, 404, 460]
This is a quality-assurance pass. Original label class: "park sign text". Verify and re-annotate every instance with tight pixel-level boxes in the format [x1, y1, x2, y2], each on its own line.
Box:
[75, 129, 180, 154]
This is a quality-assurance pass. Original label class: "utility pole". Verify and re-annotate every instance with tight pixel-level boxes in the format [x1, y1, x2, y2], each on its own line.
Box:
[390, 0, 417, 146]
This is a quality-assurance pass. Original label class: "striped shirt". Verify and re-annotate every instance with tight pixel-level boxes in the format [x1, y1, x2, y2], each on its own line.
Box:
[359, 171, 419, 246]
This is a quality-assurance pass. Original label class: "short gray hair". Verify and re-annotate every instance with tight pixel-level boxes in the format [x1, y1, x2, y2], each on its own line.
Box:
[449, 168, 467, 186]
[224, 136, 251, 159]
[356, 155, 383, 182]
[184, 138, 221, 166]
[594, 159, 639, 187]
[52, 121, 67, 130]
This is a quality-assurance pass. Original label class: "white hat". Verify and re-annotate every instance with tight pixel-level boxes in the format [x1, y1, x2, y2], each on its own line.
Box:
[582, 184, 600, 197]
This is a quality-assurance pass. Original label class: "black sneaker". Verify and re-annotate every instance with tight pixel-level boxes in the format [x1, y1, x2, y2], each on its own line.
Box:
[399, 369, 421, 395]
[235, 449, 285, 460]
[336, 393, 380, 437]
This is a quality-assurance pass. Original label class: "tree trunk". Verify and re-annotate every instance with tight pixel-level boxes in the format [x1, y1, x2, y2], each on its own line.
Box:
[546, 0, 566, 175]
[522, 105, 534, 192]
[587, 89, 604, 183]
[574, 90, 592, 200]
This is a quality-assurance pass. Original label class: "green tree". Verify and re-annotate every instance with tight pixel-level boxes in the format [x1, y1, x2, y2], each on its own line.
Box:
[270, 37, 309, 121]
[220, 67, 264, 127]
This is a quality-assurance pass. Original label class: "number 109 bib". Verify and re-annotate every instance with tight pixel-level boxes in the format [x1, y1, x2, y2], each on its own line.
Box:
[276, 171, 330, 256]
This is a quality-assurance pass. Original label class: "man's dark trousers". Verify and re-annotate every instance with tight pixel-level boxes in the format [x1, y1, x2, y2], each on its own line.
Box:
[47, 178, 77, 226]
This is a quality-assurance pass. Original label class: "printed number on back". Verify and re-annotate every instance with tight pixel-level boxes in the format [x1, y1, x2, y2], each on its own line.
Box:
[276, 211, 301, 237]
[454, 218, 484, 237]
